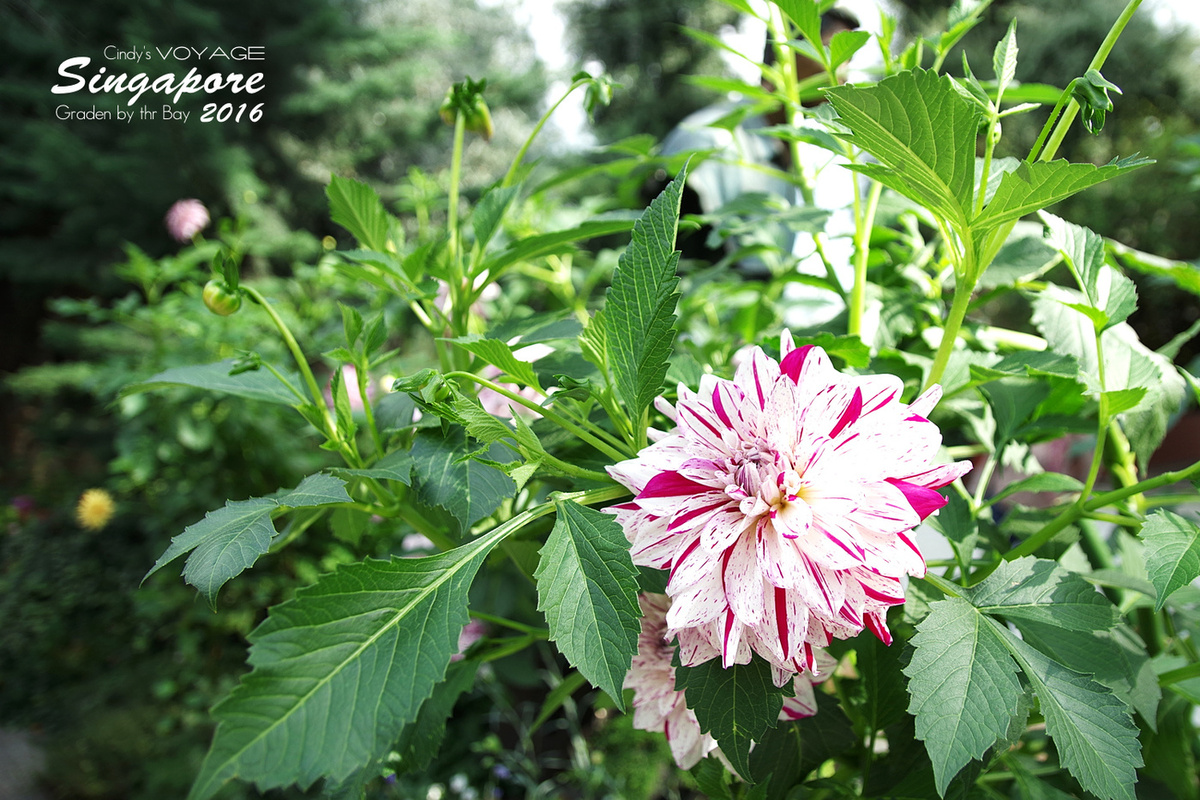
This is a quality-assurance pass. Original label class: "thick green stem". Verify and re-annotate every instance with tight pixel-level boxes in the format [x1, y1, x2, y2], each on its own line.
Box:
[1007, 459, 1200, 559]
[925, 276, 975, 390]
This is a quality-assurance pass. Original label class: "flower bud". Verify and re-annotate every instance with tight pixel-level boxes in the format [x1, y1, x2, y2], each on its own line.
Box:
[202, 280, 242, 316]
[439, 77, 493, 141]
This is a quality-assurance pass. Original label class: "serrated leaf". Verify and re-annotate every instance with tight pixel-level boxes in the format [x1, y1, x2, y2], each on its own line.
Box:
[394, 659, 479, 773]
[856, 630, 910, 732]
[967, 557, 1118, 631]
[976, 157, 1150, 231]
[445, 335, 542, 391]
[471, 185, 519, 253]
[327, 175, 391, 252]
[147, 474, 353, 604]
[905, 597, 1023, 794]
[331, 450, 414, 485]
[826, 69, 980, 228]
[676, 656, 788, 780]
[1103, 387, 1147, 416]
[605, 164, 688, 424]
[1141, 509, 1200, 612]
[774, 0, 822, 54]
[992, 21, 1018, 101]
[691, 757, 734, 800]
[1042, 212, 1138, 331]
[123, 360, 303, 406]
[187, 540, 500, 800]
[409, 430, 515, 535]
[535, 501, 640, 710]
[1003, 634, 1142, 800]
[1032, 286, 1185, 469]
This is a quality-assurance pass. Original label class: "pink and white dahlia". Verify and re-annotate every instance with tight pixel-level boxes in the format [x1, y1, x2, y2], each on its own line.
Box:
[626, 593, 829, 769]
[608, 335, 970, 684]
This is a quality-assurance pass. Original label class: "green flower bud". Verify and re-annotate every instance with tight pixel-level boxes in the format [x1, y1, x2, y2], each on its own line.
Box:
[439, 77, 493, 141]
[202, 280, 242, 316]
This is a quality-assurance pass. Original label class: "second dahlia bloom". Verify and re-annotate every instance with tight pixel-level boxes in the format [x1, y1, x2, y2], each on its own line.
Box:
[626, 593, 830, 770]
[608, 334, 969, 684]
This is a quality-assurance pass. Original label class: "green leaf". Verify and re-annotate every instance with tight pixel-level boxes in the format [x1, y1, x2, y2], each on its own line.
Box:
[1103, 387, 1147, 416]
[979, 377, 1050, 447]
[535, 501, 640, 710]
[774, 0, 822, 53]
[146, 474, 353, 604]
[792, 691, 858, 780]
[676, 655, 789, 781]
[471, 184, 519, 253]
[123, 360, 303, 406]
[829, 29, 871, 70]
[791, 333, 870, 368]
[1042, 212, 1138, 331]
[826, 69, 981, 228]
[394, 660, 479, 773]
[975, 157, 1150, 231]
[480, 214, 638, 279]
[856, 629, 910, 733]
[188, 541, 498, 800]
[992, 21, 1019, 101]
[926, 488, 979, 569]
[966, 557, 1118, 631]
[331, 450, 414, 485]
[445, 334, 542, 390]
[409, 430, 515, 535]
[986, 473, 1083, 507]
[1003, 634, 1142, 800]
[904, 596, 1023, 794]
[605, 163, 688, 424]
[1141, 509, 1200, 612]
[327, 175, 391, 252]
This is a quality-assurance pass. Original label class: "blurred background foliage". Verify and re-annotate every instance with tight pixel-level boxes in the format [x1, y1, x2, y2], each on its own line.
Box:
[2, 0, 1199, 797]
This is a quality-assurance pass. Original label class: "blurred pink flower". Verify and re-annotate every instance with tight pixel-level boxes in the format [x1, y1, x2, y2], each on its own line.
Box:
[476, 342, 554, 420]
[164, 199, 210, 242]
[452, 619, 488, 661]
[625, 593, 830, 769]
[608, 334, 970, 684]
[324, 365, 374, 413]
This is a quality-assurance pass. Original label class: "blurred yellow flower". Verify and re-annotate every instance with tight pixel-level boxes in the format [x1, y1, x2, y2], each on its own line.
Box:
[76, 488, 115, 530]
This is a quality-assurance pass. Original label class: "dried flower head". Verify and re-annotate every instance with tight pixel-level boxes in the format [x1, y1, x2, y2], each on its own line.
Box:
[76, 488, 116, 531]
[165, 198, 210, 242]
[625, 593, 830, 769]
[608, 334, 970, 684]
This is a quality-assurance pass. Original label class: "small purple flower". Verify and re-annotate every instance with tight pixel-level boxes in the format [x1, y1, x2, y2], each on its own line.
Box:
[165, 199, 210, 242]
[491, 764, 511, 781]
[10, 495, 35, 520]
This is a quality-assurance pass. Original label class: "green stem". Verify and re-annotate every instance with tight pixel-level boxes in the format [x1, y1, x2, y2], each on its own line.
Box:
[972, 446, 1003, 510]
[1007, 458, 1200, 559]
[503, 78, 590, 189]
[447, 111, 466, 277]
[1158, 662, 1200, 687]
[848, 180, 882, 337]
[1142, 493, 1200, 509]
[469, 610, 548, 636]
[357, 363, 384, 457]
[925, 275, 975, 390]
[918, 571, 965, 598]
[1037, 0, 1143, 162]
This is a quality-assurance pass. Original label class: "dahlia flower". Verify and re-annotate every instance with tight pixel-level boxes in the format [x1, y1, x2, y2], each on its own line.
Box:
[626, 593, 830, 770]
[76, 488, 116, 531]
[608, 334, 969, 684]
[164, 198, 210, 242]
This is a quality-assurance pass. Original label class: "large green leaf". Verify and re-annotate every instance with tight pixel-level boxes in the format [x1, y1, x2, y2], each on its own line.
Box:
[975, 156, 1150, 231]
[146, 473, 352, 604]
[604, 163, 688, 424]
[1141, 509, 1200, 612]
[905, 597, 1023, 794]
[327, 174, 391, 252]
[534, 501, 640, 710]
[1003, 634, 1142, 800]
[393, 659, 479, 773]
[188, 535, 501, 800]
[409, 430, 515, 535]
[676, 656, 789, 781]
[826, 69, 980, 228]
[123, 360, 303, 406]
[906, 558, 1136, 798]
